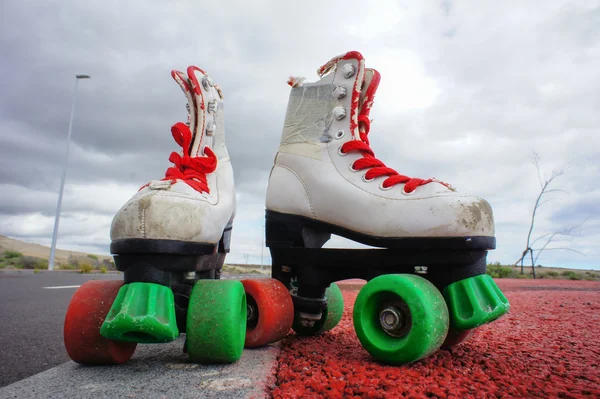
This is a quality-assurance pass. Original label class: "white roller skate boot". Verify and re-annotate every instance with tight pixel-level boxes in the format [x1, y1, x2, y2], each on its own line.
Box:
[77, 66, 247, 365]
[264, 51, 509, 364]
[111, 67, 235, 257]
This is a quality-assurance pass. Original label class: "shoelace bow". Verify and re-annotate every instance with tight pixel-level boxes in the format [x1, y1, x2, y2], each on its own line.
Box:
[161, 122, 217, 193]
[341, 114, 440, 193]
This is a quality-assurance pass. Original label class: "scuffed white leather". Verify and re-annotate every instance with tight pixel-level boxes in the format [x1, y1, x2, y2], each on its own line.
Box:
[111, 159, 235, 244]
[267, 152, 493, 237]
[266, 55, 494, 239]
[265, 164, 315, 218]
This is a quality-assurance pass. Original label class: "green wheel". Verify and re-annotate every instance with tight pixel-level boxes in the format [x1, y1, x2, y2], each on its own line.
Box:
[353, 274, 449, 365]
[186, 280, 246, 364]
[293, 283, 344, 336]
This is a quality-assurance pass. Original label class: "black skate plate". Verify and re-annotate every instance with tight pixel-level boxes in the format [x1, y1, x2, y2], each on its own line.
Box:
[269, 247, 488, 293]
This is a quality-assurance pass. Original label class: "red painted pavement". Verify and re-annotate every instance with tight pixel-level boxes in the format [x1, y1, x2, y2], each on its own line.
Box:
[269, 279, 600, 399]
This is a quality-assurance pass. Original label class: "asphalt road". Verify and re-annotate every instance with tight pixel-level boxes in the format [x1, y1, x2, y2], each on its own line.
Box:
[0, 270, 263, 388]
[0, 271, 122, 387]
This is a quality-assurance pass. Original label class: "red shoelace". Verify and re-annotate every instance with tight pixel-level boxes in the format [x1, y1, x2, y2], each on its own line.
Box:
[340, 115, 443, 193]
[160, 122, 217, 193]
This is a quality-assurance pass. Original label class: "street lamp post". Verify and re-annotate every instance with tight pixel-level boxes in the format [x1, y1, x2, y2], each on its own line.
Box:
[48, 74, 91, 271]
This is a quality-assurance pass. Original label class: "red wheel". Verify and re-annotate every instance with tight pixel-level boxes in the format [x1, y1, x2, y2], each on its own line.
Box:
[241, 278, 294, 348]
[64, 280, 137, 364]
[441, 328, 476, 349]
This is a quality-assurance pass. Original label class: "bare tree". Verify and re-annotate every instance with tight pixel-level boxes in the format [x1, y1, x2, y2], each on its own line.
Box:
[514, 152, 584, 278]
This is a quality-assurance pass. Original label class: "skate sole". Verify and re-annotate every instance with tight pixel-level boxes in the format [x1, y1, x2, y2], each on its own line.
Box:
[111, 231, 232, 256]
[110, 238, 217, 255]
[266, 210, 495, 251]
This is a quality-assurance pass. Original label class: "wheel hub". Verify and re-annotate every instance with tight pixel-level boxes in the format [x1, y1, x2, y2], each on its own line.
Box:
[247, 303, 256, 322]
[379, 302, 411, 338]
[298, 312, 321, 327]
[246, 296, 259, 329]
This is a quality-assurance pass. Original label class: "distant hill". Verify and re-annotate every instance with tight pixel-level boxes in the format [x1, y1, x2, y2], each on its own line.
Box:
[0, 235, 112, 266]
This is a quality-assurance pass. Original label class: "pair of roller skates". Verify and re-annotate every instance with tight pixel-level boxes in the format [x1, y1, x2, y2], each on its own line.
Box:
[64, 51, 510, 366]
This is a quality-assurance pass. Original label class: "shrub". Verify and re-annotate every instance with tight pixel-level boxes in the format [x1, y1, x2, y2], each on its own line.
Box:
[35, 259, 48, 270]
[100, 266, 107, 274]
[102, 258, 116, 270]
[487, 264, 515, 278]
[19, 256, 39, 269]
[68, 254, 79, 268]
[545, 271, 559, 277]
[86, 254, 100, 268]
[80, 264, 93, 274]
[561, 271, 578, 279]
[79, 261, 94, 270]
[222, 265, 242, 274]
[3, 250, 22, 259]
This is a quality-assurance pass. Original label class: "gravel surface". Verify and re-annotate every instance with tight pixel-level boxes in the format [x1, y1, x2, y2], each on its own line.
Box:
[270, 279, 600, 399]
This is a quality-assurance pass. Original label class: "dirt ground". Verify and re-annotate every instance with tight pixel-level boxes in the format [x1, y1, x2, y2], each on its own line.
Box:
[0, 235, 113, 265]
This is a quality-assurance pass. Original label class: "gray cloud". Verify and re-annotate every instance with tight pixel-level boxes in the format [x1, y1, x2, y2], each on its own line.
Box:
[1, 0, 598, 268]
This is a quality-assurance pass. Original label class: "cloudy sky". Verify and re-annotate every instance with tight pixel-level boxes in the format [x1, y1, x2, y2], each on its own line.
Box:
[1, 0, 598, 269]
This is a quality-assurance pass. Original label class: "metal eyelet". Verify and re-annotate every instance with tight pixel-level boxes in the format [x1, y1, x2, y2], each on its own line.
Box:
[362, 174, 375, 183]
[333, 106, 346, 121]
[337, 146, 348, 156]
[349, 163, 359, 172]
[202, 77, 211, 90]
[206, 123, 216, 136]
[332, 86, 347, 99]
[379, 181, 393, 191]
[207, 100, 217, 113]
[335, 130, 345, 139]
[341, 64, 356, 79]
